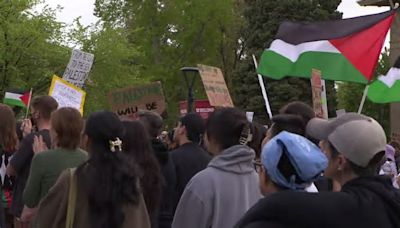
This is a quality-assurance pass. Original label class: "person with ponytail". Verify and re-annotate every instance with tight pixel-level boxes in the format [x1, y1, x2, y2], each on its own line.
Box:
[33, 111, 150, 228]
[172, 108, 262, 228]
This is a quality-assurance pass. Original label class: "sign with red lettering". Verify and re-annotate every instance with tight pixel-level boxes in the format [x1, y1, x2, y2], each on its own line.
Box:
[179, 100, 214, 119]
[310, 69, 328, 119]
[198, 64, 234, 107]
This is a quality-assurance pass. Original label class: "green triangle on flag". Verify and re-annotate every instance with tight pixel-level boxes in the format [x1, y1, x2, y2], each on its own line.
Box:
[257, 10, 396, 84]
[368, 57, 400, 103]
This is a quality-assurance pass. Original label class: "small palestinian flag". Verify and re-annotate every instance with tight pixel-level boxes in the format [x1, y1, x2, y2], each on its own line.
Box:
[3, 90, 31, 108]
[368, 57, 400, 103]
[258, 10, 396, 84]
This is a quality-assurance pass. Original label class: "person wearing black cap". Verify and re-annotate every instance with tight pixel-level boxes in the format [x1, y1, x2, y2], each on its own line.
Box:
[170, 113, 211, 212]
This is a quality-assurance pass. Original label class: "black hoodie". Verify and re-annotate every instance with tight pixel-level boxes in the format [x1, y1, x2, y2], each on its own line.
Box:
[235, 176, 400, 228]
[151, 139, 177, 228]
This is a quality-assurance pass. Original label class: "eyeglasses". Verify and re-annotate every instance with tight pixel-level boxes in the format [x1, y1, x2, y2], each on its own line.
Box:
[253, 160, 263, 173]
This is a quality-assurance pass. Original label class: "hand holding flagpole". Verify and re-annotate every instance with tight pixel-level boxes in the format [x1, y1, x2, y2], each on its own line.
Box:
[25, 88, 33, 119]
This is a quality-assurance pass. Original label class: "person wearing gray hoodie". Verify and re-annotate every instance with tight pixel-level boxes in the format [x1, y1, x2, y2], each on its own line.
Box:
[172, 108, 262, 228]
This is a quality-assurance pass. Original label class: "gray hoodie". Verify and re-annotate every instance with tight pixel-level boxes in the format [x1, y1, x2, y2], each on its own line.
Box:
[172, 145, 262, 228]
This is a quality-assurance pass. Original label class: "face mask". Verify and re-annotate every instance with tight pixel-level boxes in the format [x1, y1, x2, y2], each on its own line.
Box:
[30, 111, 40, 130]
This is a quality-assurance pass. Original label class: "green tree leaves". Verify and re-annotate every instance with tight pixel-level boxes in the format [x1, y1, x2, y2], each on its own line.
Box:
[232, 0, 342, 123]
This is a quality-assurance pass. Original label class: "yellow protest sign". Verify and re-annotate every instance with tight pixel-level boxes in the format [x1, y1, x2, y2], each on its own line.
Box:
[48, 75, 86, 114]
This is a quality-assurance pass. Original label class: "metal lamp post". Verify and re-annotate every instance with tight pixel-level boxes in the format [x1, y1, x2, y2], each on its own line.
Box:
[180, 67, 199, 113]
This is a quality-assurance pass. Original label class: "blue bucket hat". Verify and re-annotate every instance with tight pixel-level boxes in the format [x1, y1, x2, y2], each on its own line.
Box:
[261, 131, 328, 190]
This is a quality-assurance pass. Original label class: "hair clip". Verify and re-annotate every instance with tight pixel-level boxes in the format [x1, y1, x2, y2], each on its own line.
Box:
[109, 137, 123, 152]
[239, 125, 253, 145]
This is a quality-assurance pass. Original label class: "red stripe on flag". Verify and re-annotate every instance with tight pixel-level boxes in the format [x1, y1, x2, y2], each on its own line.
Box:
[20, 92, 31, 106]
[329, 14, 395, 81]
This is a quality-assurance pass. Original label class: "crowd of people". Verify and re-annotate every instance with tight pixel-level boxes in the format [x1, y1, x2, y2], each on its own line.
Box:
[0, 95, 399, 228]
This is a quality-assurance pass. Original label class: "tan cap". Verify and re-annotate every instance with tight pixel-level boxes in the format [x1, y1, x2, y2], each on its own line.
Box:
[306, 113, 387, 167]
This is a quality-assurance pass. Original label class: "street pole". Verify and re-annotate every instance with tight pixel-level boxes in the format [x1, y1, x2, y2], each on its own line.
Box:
[180, 67, 199, 113]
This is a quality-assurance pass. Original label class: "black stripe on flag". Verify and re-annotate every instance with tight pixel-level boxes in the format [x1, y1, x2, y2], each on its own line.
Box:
[276, 9, 397, 45]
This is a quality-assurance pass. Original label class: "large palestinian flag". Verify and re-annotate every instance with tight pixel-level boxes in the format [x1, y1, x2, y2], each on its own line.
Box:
[368, 56, 400, 103]
[258, 10, 396, 84]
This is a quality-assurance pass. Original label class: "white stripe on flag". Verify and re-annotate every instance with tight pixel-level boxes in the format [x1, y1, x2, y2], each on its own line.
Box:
[4, 92, 22, 100]
[268, 39, 340, 62]
[378, 67, 400, 88]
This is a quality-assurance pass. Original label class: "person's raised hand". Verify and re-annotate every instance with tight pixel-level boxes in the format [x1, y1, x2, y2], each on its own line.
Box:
[21, 119, 33, 138]
[33, 135, 48, 154]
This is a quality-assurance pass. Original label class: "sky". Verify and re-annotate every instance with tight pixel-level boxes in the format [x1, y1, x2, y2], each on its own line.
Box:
[34, 0, 392, 48]
[38, 0, 390, 26]
[36, 0, 97, 26]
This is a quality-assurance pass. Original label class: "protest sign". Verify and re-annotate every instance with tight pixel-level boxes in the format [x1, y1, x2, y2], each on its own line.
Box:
[63, 49, 94, 88]
[198, 64, 234, 107]
[48, 75, 86, 114]
[179, 100, 214, 119]
[108, 81, 166, 120]
[310, 69, 328, 119]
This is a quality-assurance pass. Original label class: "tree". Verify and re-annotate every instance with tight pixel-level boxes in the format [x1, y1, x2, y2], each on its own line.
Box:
[0, 0, 69, 97]
[337, 49, 391, 134]
[65, 19, 144, 114]
[94, 0, 241, 125]
[232, 0, 342, 124]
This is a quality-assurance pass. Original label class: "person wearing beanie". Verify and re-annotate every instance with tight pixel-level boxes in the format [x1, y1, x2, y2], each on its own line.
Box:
[170, 113, 211, 212]
[235, 131, 328, 228]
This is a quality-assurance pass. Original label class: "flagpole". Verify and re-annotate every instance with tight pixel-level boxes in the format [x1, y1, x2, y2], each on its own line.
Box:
[25, 88, 33, 119]
[389, 0, 395, 9]
[358, 85, 369, 114]
[252, 55, 273, 120]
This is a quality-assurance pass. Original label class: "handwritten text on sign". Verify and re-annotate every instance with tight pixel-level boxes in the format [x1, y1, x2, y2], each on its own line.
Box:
[48, 75, 86, 114]
[63, 49, 94, 88]
[108, 82, 166, 119]
[198, 64, 234, 107]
